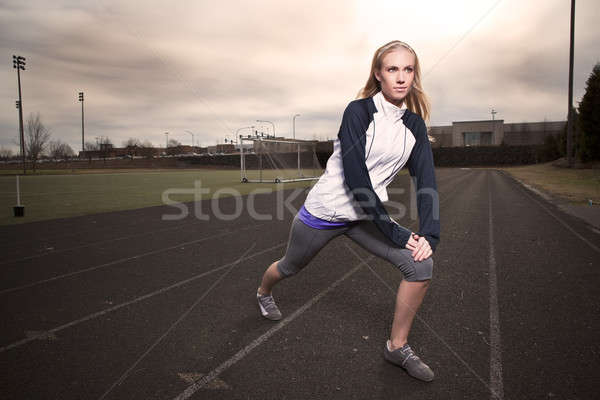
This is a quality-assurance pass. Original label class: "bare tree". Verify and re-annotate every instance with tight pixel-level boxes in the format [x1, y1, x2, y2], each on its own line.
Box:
[122, 137, 142, 157]
[140, 139, 155, 158]
[168, 138, 181, 147]
[123, 137, 142, 147]
[25, 112, 52, 172]
[98, 137, 114, 162]
[48, 140, 75, 160]
[0, 146, 14, 160]
[83, 141, 98, 163]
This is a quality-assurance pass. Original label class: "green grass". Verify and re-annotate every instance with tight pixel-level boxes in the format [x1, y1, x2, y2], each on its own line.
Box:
[497, 161, 600, 204]
[0, 168, 324, 225]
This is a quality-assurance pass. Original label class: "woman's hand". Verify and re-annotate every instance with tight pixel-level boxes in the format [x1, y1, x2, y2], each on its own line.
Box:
[405, 232, 432, 262]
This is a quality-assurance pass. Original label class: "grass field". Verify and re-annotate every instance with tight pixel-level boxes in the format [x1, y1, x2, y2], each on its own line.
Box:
[497, 161, 600, 204]
[0, 168, 325, 225]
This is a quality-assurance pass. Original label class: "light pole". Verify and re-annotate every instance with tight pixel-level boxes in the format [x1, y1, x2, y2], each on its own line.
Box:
[165, 132, 169, 149]
[79, 92, 85, 154]
[293, 113, 300, 139]
[184, 130, 195, 147]
[256, 119, 275, 138]
[15, 100, 20, 157]
[566, 0, 575, 167]
[13, 55, 26, 174]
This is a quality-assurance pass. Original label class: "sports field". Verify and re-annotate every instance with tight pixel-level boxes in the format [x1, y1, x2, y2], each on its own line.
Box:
[0, 167, 598, 399]
[0, 168, 326, 225]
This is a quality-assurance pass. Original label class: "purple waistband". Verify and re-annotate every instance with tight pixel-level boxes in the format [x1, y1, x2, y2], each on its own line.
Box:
[298, 204, 352, 229]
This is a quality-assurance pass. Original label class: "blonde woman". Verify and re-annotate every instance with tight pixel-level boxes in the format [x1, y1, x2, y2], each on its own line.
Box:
[256, 40, 440, 382]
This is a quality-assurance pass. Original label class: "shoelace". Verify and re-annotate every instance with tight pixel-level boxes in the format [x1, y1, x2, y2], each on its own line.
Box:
[260, 294, 276, 311]
[399, 346, 420, 367]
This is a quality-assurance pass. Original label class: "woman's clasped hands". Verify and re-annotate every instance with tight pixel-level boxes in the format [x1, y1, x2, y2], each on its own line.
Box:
[405, 232, 432, 262]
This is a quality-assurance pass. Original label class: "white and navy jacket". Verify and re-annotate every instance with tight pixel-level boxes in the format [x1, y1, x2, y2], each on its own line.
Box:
[304, 90, 440, 252]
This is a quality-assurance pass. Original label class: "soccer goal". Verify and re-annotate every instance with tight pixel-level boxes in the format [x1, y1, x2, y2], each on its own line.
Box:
[240, 137, 323, 183]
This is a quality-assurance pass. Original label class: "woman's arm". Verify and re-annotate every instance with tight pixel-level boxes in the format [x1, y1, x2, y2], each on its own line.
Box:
[338, 103, 413, 248]
[406, 118, 440, 252]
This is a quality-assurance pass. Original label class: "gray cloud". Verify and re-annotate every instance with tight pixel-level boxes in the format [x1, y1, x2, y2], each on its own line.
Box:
[1, 0, 598, 153]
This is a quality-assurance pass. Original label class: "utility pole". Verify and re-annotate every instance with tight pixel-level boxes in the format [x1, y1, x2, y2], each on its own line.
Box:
[13, 55, 26, 174]
[566, 0, 575, 167]
[79, 92, 85, 155]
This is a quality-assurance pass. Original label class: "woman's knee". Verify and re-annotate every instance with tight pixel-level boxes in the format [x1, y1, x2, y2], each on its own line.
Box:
[401, 254, 434, 282]
[276, 257, 305, 278]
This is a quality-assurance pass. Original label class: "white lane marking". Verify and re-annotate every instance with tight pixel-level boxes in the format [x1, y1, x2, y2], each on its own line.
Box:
[499, 170, 600, 254]
[0, 242, 285, 354]
[0, 223, 262, 295]
[488, 172, 504, 400]
[172, 259, 368, 400]
[98, 243, 257, 400]
[344, 242, 500, 398]
[0, 218, 258, 266]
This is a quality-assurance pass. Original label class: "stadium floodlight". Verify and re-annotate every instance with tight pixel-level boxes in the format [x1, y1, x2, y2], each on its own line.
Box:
[13, 55, 26, 173]
[240, 137, 322, 184]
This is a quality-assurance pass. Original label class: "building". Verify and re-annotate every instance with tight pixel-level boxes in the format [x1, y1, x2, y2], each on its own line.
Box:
[428, 119, 565, 147]
[207, 143, 236, 154]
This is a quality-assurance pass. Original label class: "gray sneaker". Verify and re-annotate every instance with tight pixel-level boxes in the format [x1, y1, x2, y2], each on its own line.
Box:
[383, 340, 435, 382]
[257, 291, 282, 320]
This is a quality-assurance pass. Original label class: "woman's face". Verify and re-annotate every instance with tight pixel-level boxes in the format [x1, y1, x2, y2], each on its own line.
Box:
[374, 48, 416, 106]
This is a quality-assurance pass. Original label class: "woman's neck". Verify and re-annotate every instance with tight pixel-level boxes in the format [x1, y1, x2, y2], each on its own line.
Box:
[380, 90, 405, 109]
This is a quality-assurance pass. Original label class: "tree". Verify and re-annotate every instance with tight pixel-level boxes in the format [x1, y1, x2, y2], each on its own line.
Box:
[123, 137, 142, 157]
[577, 63, 600, 162]
[0, 146, 13, 160]
[140, 140, 155, 158]
[48, 140, 75, 160]
[123, 137, 142, 148]
[168, 138, 181, 147]
[25, 112, 52, 172]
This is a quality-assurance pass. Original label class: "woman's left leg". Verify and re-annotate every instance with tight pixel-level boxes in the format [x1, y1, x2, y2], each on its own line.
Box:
[344, 221, 433, 349]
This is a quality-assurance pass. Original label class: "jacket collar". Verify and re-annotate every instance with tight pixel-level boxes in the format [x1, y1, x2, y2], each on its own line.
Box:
[373, 90, 407, 121]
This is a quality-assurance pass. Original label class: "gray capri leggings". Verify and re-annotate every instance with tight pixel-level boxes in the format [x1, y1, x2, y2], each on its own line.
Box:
[277, 213, 433, 282]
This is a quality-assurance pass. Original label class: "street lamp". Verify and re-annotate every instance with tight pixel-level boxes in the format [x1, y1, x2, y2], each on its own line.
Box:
[293, 113, 300, 139]
[79, 92, 85, 153]
[13, 55, 26, 174]
[256, 119, 275, 138]
[164, 132, 169, 149]
[184, 130, 195, 147]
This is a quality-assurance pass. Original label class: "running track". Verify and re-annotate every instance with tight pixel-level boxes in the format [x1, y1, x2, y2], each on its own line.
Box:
[0, 168, 598, 399]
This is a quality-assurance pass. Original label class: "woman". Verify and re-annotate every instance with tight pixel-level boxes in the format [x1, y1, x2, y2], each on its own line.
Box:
[256, 40, 440, 382]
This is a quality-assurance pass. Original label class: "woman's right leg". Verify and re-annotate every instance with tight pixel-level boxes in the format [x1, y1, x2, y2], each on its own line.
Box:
[257, 260, 283, 296]
[258, 214, 346, 295]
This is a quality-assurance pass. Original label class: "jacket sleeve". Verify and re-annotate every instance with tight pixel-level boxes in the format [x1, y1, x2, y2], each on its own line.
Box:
[406, 118, 441, 252]
[338, 104, 413, 248]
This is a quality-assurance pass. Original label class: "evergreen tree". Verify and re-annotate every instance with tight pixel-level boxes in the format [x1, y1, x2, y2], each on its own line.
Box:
[578, 63, 600, 162]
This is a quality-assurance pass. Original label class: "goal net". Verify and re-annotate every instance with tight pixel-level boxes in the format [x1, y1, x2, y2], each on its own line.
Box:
[240, 137, 323, 183]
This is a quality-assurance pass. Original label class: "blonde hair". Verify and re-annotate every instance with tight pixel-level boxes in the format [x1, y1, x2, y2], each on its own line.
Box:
[357, 40, 432, 127]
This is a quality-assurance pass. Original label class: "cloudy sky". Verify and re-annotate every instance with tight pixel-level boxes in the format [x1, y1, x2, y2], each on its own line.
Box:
[1, 0, 598, 153]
